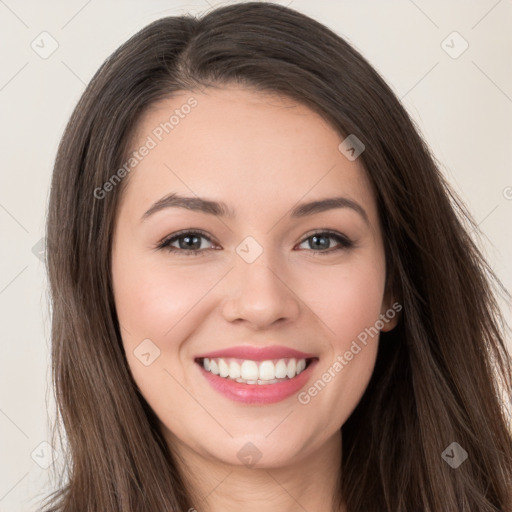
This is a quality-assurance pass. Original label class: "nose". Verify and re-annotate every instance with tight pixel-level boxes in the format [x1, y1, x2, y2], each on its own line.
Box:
[221, 254, 301, 329]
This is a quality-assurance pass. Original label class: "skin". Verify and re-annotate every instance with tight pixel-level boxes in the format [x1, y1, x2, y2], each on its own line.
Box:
[111, 85, 398, 512]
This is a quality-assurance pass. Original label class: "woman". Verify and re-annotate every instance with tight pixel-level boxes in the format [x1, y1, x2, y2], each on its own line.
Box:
[42, 2, 512, 511]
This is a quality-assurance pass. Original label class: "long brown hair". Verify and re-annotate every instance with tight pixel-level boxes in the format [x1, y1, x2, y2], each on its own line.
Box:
[43, 2, 512, 511]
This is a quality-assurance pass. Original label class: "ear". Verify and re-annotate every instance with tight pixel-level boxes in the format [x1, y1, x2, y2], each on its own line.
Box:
[379, 278, 402, 333]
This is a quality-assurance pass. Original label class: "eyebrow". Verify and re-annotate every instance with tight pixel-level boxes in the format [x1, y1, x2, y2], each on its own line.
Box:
[141, 193, 369, 225]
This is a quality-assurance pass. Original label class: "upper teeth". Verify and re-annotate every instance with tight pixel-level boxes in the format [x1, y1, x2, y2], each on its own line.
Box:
[202, 357, 307, 382]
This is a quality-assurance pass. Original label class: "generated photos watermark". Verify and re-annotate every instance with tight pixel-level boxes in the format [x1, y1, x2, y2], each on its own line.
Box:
[93, 96, 198, 200]
[297, 301, 402, 405]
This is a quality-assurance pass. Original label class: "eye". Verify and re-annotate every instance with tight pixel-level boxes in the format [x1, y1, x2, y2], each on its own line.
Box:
[156, 229, 354, 256]
[296, 230, 353, 254]
[157, 230, 217, 256]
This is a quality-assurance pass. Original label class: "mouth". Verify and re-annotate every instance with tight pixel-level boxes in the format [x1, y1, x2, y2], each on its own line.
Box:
[193, 348, 319, 404]
[194, 356, 317, 385]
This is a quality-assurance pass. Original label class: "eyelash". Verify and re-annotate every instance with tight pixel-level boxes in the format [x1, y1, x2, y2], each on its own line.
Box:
[156, 229, 354, 257]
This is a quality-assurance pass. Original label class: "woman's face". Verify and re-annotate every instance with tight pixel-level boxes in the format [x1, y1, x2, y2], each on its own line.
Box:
[111, 85, 397, 469]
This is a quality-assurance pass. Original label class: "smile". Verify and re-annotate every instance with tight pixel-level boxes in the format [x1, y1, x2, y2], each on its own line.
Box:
[198, 357, 311, 385]
[194, 349, 318, 404]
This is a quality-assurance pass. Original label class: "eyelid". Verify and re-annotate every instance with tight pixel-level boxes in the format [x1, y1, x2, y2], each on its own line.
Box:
[157, 228, 213, 245]
[295, 229, 354, 252]
[156, 228, 354, 255]
[156, 228, 218, 252]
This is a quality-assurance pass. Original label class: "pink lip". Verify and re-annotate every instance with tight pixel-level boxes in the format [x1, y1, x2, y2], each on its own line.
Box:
[195, 345, 316, 361]
[197, 358, 318, 404]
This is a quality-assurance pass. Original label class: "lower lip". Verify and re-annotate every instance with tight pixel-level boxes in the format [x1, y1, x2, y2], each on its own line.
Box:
[197, 359, 318, 404]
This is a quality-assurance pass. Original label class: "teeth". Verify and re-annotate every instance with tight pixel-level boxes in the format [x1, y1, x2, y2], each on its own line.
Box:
[209, 359, 218, 375]
[229, 360, 241, 379]
[275, 359, 288, 379]
[286, 358, 296, 379]
[201, 357, 309, 384]
[218, 358, 229, 377]
[258, 360, 275, 381]
[241, 360, 259, 380]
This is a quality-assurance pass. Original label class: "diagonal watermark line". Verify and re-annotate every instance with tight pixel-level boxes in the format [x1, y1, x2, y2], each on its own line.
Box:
[201, 470, 233, 501]
[0, 203, 29, 233]
[400, 62, 439, 100]
[477, 204, 499, 226]
[266, 266, 337, 336]
[0, 408, 29, 439]
[472, 61, 512, 104]
[0, 0, 28, 28]
[164, 163, 233, 233]
[408, 0, 439, 28]
[163, 367, 234, 437]
[0, 472, 29, 502]
[61, 61, 86, 86]
[119, 322, 132, 337]
[266, 163, 337, 234]
[265, 409, 294, 438]
[264, 471, 312, 512]
[61, 0, 92, 29]
[0, 62, 29, 92]
[0, 266, 28, 296]
[164, 267, 234, 337]
[471, 0, 503, 29]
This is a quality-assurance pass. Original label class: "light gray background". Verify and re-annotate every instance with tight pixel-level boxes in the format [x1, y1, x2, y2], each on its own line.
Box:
[0, 1, 511, 510]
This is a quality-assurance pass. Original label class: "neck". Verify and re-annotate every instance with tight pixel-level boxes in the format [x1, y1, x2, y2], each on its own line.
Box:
[169, 430, 346, 512]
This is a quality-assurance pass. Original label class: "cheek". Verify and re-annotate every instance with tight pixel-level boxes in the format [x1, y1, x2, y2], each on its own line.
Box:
[113, 254, 217, 342]
[332, 274, 384, 345]
[291, 255, 385, 421]
[297, 256, 386, 348]
[112, 254, 213, 401]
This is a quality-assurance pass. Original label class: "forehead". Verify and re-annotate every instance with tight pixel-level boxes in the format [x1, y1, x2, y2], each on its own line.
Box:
[120, 86, 378, 226]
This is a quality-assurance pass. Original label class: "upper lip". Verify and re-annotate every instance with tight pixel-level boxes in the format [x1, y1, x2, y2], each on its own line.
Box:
[195, 345, 317, 361]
